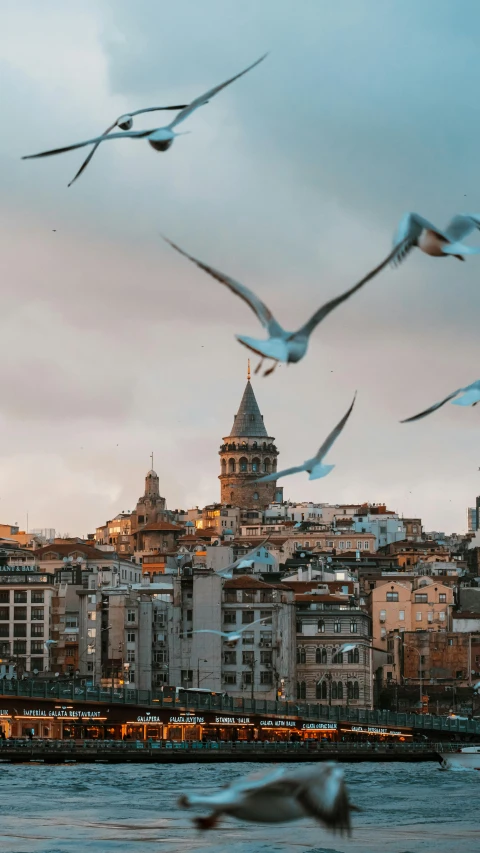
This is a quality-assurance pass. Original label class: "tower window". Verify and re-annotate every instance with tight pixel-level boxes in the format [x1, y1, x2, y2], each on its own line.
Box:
[239, 457, 248, 472]
[253, 492, 259, 500]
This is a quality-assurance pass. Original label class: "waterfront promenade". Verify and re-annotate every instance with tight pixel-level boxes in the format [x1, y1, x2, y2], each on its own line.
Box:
[0, 739, 452, 764]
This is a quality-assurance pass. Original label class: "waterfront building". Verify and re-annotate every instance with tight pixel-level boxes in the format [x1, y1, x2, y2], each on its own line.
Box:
[0, 568, 56, 678]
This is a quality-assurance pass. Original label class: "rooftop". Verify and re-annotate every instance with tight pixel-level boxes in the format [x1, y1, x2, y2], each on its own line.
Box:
[227, 380, 269, 438]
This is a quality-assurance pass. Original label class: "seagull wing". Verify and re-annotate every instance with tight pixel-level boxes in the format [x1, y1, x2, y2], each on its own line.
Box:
[444, 213, 480, 242]
[129, 104, 189, 116]
[391, 213, 452, 267]
[168, 53, 268, 129]
[400, 388, 462, 423]
[193, 629, 228, 638]
[225, 537, 271, 572]
[163, 237, 284, 336]
[22, 129, 155, 160]
[67, 121, 117, 187]
[295, 242, 407, 340]
[296, 765, 354, 834]
[312, 393, 356, 464]
[255, 465, 305, 483]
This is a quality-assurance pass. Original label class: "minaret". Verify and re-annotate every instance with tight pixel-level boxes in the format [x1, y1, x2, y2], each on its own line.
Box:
[219, 364, 282, 508]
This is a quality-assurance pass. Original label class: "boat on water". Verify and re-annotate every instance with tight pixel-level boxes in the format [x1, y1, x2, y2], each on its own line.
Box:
[438, 746, 480, 770]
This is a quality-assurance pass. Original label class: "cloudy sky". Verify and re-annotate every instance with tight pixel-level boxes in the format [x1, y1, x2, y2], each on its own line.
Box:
[1, 0, 480, 536]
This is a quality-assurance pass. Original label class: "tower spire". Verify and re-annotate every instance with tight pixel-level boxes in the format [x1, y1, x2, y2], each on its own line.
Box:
[150, 451, 154, 471]
[247, 359, 251, 381]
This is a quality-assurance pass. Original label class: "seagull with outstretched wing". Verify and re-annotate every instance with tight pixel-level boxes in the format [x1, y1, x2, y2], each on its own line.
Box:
[401, 380, 480, 423]
[391, 212, 480, 267]
[22, 55, 267, 177]
[194, 616, 272, 647]
[164, 238, 406, 376]
[255, 394, 355, 483]
[214, 536, 271, 579]
[179, 763, 357, 832]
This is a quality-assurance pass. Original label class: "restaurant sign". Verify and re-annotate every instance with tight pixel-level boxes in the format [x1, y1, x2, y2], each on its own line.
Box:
[214, 716, 252, 725]
[169, 715, 205, 725]
[23, 708, 102, 718]
[260, 719, 296, 728]
[301, 721, 337, 731]
[351, 725, 404, 736]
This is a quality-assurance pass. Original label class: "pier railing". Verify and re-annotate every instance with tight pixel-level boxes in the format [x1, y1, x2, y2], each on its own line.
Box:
[0, 679, 479, 734]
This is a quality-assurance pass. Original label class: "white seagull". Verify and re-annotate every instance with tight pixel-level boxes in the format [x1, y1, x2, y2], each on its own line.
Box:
[391, 212, 480, 266]
[255, 394, 355, 483]
[194, 615, 272, 647]
[65, 103, 189, 187]
[22, 54, 267, 173]
[401, 379, 480, 423]
[163, 238, 406, 376]
[214, 536, 271, 580]
[178, 763, 357, 832]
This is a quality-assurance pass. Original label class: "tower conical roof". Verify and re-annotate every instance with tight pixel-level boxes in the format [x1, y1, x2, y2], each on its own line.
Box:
[228, 380, 268, 438]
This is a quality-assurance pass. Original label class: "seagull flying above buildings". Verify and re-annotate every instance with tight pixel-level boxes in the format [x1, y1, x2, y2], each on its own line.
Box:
[178, 763, 357, 832]
[391, 212, 480, 266]
[401, 379, 480, 423]
[214, 537, 271, 579]
[163, 238, 406, 376]
[194, 616, 272, 647]
[255, 394, 355, 483]
[65, 104, 189, 187]
[22, 54, 267, 177]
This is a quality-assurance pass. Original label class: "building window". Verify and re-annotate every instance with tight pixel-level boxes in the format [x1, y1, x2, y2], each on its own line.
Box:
[242, 632, 254, 645]
[334, 621, 341, 633]
[331, 681, 338, 700]
[260, 650, 272, 665]
[127, 650, 135, 663]
[332, 649, 343, 664]
[346, 541, 351, 550]
[297, 647, 306, 664]
[224, 650, 236, 665]
[127, 632, 135, 643]
[260, 632, 271, 647]
[223, 672, 236, 684]
[0, 592, 9, 603]
[260, 670, 272, 685]
[439, 611, 446, 621]
[260, 610, 271, 621]
[379, 610, 386, 622]
[14, 607, 27, 621]
[380, 627, 387, 638]
[13, 592, 27, 604]
[31, 608, 44, 621]
[439, 594, 447, 603]
[316, 647, 327, 664]
[242, 591, 255, 603]
[242, 611, 255, 624]
[224, 611, 236, 625]
[243, 671, 253, 685]
[356, 541, 362, 550]
[31, 592, 44, 604]
[386, 592, 398, 602]
[364, 542, 369, 550]
[31, 624, 44, 637]
[253, 492, 259, 500]
[415, 594, 428, 603]
[297, 681, 306, 699]
[13, 640, 27, 655]
[339, 542, 345, 549]
[337, 681, 343, 700]
[354, 681, 360, 699]
[416, 612, 422, 621]
[427, 611, 433, 622]
[296, 621, 303, 634]
[127, 610, 136, 623]
[317, 619, 325, 633]
[181, 669, 193, 684]
[347, 648, 359, 664]
[350, 621, 358, 634]
[30, 658, 44, 672]
[399, 610, 405, 621]
[242, 650, 254, 666]
[239, 457, 248, 472]
[0, 608, 9, 621]
[0, 625, 9, 637]
[316, 680, 327, 700]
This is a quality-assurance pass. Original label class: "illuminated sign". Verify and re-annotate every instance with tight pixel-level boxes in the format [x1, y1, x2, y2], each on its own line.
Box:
[169, 715, 204, 725]
[301, 722, 337, 731]
[137, 716, 162, 723]
[350, 725, 405, 736]
[214, 716, 251, 725]
[260, 719, 296, 728]
[22, 709, 102, 718]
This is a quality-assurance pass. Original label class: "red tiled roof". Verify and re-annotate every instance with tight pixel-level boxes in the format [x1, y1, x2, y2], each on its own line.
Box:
[224, 575, 292, 591]
[34, 543, 109, 560]
[294, 592, 349, 603]
[138, 521, 184, 532]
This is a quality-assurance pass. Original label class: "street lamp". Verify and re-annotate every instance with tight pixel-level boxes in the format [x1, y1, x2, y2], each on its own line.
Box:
[394, 635, 423, 712]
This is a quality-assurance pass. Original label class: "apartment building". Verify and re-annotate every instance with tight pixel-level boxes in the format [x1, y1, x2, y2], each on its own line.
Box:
[0, 569, 56, 677]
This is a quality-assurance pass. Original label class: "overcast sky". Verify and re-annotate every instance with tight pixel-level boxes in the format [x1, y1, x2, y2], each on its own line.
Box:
[1, 0, 480, 536]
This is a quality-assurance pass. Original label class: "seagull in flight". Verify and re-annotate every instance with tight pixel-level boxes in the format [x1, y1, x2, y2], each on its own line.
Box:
[391, 212, 480, 266]
[22, 54, 267, 177]
[401, 380, 480, 423]
[194, 615, 272, 647]
[214, 536, 271, 579]
[255, 394, 355, 483]
[163, 238, 406, 375]
[65, 104, 189, 187]
[179, 763, 357, 832]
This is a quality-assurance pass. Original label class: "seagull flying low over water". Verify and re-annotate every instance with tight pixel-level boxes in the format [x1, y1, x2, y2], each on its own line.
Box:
[401, 379, 480, 423]
[391, 212, 480, 266]
[178, 763, 357, 832]
[163, 238, 407, 375]
[22, 54, 267, 174]
[255, 394, 356, 483]
[65, 104, 189, 187]
[193, 616, 272, 647]
[213, 536, 270, 580]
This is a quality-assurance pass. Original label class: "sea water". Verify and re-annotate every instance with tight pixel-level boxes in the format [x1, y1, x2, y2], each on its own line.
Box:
[0, 761, 477, 853]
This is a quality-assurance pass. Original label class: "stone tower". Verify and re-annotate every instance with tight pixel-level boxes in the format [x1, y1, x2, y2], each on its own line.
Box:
[219, 368, 282, 508]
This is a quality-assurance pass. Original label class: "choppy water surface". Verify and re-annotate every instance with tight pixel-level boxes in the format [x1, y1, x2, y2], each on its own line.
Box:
[0, 761, 477, 853]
